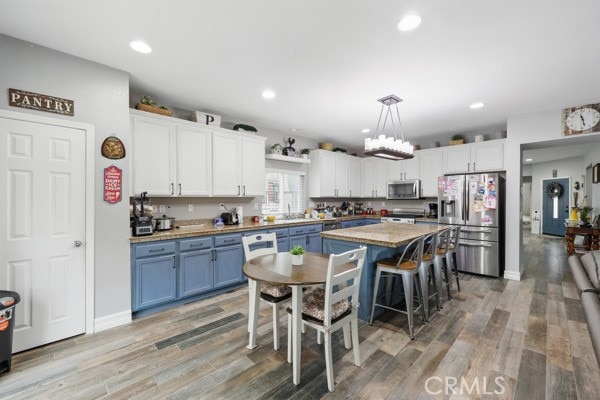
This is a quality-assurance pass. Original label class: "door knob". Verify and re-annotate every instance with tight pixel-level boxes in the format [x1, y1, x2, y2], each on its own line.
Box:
[74, 240, 83, 247]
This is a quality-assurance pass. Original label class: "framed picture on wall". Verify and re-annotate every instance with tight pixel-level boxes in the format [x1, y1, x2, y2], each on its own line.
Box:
[593, 163, 600, 184]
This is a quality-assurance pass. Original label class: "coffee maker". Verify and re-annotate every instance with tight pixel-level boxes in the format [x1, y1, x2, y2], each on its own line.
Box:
[428, 202, 438, 218]
[132, 192, 154, 236]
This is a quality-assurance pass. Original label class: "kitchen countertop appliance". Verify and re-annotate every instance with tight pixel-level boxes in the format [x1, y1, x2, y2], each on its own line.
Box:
[154, 215, 175, 231]
[221, 212, 239, 225]
[132, 192, 154, 237]
[438, 173, 505, 277]
[428, 203, 438, 218]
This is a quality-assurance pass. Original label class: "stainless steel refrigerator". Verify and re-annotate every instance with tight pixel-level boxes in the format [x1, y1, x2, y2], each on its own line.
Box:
[438, 173, 505, 277]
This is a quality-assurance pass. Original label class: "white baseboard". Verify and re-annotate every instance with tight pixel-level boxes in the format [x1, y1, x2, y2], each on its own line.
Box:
[94, 310, 132, 333]
[503, 269, 522, 281]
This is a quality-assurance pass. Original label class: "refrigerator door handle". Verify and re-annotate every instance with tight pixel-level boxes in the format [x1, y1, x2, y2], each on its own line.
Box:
[461, 242, 493, 248]
[462, 228, 493, 234]
[463, 179, 468, 222]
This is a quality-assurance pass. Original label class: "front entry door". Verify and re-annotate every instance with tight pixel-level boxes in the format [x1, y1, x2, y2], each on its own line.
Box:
[0, 116, 86, 352]
[542, 178, 569, 236]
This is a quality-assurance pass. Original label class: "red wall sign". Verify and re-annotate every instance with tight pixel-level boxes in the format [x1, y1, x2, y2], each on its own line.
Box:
[104, 165, 122, 204]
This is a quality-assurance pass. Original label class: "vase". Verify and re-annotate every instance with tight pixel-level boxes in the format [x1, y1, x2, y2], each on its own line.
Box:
[292, 254, 303, 265]
[570, 208, 579, 221]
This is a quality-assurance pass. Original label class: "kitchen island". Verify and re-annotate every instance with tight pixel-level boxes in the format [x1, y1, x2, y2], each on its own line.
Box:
[321, 223, 444, 321]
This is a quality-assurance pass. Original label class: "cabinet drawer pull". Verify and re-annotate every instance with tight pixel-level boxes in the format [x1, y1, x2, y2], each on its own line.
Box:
[179, 183, 182, 195]
[224, 238, 235, 243]
[237, 186, 241, 195]
[170, 183, 174, 195]
[243, 185, 246, 195]
[189, 243, 205, 247]
[149, 248, 165, 253]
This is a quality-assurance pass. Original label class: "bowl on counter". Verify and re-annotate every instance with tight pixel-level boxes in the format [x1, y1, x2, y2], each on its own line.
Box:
[266, 215, 276, 222]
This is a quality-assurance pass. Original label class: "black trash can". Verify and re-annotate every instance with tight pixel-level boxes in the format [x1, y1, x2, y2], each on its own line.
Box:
[0, 290, 20, 374]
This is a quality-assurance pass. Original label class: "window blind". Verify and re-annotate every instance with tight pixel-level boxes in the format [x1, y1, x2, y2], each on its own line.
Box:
[263, 170, 306, 215]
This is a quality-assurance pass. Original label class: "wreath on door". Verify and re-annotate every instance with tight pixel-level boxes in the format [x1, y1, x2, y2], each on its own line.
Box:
[546, 182, 563, 198]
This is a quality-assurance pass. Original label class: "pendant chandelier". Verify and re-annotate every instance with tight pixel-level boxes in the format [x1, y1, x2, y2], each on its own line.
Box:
[363, 94, 414, 160]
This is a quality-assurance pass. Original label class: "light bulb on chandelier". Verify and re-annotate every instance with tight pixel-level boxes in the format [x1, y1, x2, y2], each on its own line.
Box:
[363, 95, 414, 160]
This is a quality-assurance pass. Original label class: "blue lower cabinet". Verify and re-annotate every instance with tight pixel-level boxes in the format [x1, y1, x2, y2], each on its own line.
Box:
[366, 219, 381, 225]
[355, 219, 366, 226]
[179, 249, 213, 298]
[132, 233, 246, 316]
[289, 224, 323, 253]
[214, 244, 244, 288]
[132, 241, 177, 311]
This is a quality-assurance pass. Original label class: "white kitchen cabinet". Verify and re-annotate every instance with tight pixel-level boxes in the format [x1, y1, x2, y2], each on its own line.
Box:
[442, 140, 504, 174]
[308, 150, 351, 197]
[131, 116, 173, 196]
[348, 156, 362, 198]
[212, 131, 266, 196]
[418, 149, 443, 197]
[175, 125, 212, 196]
[362, 157, 388, 198]
[386, 154, 420, 181]
[131, 113, 212, 196]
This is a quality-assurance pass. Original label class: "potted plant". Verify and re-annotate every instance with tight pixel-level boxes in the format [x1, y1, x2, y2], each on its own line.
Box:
[233, 123, 257, 133]
[290, 245, 305, 265]
[271, 143, 283, 155]
[300, 148, 310, 159]
[449, 134, 464, 145]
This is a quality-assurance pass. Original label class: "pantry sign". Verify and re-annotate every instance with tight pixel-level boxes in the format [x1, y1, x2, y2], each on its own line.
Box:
[104, 165, 122, 204]
[9, 88, 74, 116]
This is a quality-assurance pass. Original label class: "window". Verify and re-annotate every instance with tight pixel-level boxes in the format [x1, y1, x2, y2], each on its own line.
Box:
[263, 169, 306, 216]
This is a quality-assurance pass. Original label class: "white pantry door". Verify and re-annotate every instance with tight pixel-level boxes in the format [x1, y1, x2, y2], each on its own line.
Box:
[0, 116, 86, 352]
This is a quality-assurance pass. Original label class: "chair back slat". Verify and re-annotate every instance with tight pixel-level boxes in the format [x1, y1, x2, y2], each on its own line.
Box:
[422, 231, 438, 260]
[396, 236, 425, 267]
[242, 233, 278, 261]
[324, 247, 367, 325]
[449, 226, 461, 249]
[436, 227, 452, 256]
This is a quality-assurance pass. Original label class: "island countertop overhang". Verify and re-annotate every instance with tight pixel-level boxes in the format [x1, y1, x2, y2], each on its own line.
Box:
[320, 223, 445, 248]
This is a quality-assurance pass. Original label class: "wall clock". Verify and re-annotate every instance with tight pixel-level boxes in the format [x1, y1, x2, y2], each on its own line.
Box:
[562, 103, 600, 135]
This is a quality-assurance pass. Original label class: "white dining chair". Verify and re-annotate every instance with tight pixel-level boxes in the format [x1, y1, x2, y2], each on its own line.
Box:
[286, 246, 367, 392]
[242, 233, 291, 350]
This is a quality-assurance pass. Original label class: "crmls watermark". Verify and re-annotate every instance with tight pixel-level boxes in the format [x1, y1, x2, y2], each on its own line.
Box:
[425, 376, 506, 395]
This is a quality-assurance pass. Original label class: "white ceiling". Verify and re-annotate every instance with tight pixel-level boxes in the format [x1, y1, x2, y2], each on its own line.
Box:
[2, 1, 600, 150]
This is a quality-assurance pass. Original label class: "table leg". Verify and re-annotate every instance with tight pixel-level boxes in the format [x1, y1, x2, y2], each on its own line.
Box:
[247, 278, 260, 349]
[292, 285, 302, 385]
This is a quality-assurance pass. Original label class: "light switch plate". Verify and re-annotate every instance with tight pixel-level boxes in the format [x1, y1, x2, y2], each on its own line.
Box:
[188, 204, 194, 212]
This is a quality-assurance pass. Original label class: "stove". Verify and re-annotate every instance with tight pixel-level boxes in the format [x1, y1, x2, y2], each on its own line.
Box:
[380, 208, 425, 224]
[381, 216, 416, 224]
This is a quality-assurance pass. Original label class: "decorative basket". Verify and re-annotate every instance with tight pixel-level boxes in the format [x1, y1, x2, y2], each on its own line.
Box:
[449, 139, 464, 146]
[135, 103, 173, 117]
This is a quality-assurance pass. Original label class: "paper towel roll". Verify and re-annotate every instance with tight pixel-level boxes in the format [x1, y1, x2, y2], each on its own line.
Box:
[235, 206, 243, 224]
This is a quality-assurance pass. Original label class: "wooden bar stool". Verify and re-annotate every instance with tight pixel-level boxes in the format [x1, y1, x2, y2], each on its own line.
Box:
[369, 236, 426, 339]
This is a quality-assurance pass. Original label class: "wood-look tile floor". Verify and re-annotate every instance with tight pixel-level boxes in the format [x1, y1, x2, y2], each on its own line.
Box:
[2, 230, 600, 399]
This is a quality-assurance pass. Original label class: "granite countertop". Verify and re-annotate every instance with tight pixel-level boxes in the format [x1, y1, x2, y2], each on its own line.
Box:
[130, 214, 380, 244]
[320, 222, 444, 248]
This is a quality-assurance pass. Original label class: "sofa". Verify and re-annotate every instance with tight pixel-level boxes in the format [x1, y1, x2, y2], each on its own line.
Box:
[569, 250, 600, 367]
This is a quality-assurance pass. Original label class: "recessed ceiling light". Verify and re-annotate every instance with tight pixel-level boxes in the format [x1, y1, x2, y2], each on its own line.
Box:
[262, 90, 276, 99]
[470, 102, 485, 109]
[129, 40, 152, 54]
[525, 158, 533, 162]
[362, 128, 371, 133]
[290, 128, 299, 132]
[398, 15, 422, 31]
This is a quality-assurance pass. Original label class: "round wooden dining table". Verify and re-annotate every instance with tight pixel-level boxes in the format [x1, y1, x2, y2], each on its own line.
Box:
[243, 252, 354, 385]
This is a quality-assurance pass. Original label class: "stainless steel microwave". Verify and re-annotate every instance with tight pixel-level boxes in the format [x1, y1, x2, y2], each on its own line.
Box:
[387, 180, 421, 200]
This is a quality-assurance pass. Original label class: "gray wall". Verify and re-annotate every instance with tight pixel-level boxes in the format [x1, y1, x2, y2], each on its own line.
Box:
[0, 34, 131, 320]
